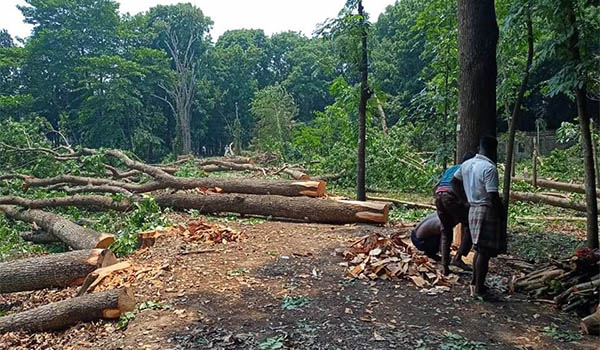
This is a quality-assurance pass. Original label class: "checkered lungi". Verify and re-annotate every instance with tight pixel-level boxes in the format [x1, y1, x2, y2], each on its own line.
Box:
[468, 204, 506, 257]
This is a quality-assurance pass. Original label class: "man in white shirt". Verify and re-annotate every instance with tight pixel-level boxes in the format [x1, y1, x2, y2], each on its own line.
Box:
[451, 136, 506, 299]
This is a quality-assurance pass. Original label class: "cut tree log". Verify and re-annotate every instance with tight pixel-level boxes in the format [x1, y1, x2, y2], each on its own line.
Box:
[581, 308, 600, 335]
[0, 205, 114, 250]
[199, 161, 265, 174]
[77, 261, 132, 296]
[0, 195, 132, 212]
[510, 191, 588, 212]
[367, 196, 436, 210]
[513, 176, 600, 198]
[154, 193, 389, 224]
[0, 249, 117, 293]
[313, 171, 344, 181]
[24, 174, 326, 197]
[0, 288, 135, 333]
[20, 230, 59, 243]
[282, 168, 309, 180]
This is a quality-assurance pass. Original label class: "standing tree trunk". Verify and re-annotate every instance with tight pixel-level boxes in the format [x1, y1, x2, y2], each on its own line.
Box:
[357, 0, 369, 201]
[566, 3, 598, 248]
[456, 0, 499, 158]
[161, 29, 197, 155]
[503, 2, 534, 219]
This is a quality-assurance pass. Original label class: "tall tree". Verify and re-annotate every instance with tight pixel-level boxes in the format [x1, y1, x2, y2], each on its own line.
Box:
[456, 0, 499, 157]
[356, 0, 369, 201]
[502, 0, 535, 218]
[564, 0, 598, 248]
[145, 4, 212, 155]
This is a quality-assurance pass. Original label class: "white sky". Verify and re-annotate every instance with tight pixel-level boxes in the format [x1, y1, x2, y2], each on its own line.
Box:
[1, 0, 397, 42]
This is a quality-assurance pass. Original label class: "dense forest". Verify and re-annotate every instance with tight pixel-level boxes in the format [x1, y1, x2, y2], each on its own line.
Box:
[1, 1, 600, 348]
[1, 0, 597, 192]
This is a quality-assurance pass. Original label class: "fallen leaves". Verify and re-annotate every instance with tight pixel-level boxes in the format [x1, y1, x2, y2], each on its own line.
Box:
[173, 220, 247, 244]
[341, 232, 457, 291]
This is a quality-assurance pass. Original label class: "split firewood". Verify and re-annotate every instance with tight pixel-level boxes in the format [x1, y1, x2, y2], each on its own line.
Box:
[581, 308, 600, 335]
[154, 193, 389, 224]
[0, 288, 135, 333]
[77, 261, 132, 296]
[0, 249, 117, 293]
[0, 205, 114, 250]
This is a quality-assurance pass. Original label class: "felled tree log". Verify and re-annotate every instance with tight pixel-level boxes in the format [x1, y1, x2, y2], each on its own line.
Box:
[313, 171, 344, 181]
[581, 308, 600, 335]
[367, 196, 436, 210]
[154, 193, 389, 224]
[77, 261, 131, 296]
[282, 168, 309, 180]
[0, 288, 135, 333]
[0, 205, 114, 250]
[0, 195, 132, 211]
[0, 249, 117, 293]
[514, 176, 600, 197]
[510, 191, 588, 212]
[199, 161, 265, 173]
[20, 230, 59, 243]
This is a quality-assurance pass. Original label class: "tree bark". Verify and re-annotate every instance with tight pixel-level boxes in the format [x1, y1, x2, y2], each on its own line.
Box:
[20, 230, 59, 243]
[566, 2, 599, 248]
[357, 0, 368, 201]
[282, 168, 309, 180]
[0, 288, 135, 333]
[513, 176, 600, 197]
[0, 205, 114, 250]
[456, 0, 499, 158]
[0, 195, 132, 212]
[154, 193, 389, 224]
[0, 249, 117, 293]
[503, 3, 534, 219]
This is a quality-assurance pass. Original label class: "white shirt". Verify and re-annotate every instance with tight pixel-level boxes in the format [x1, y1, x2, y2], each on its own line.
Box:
[454, 154, 499, 205]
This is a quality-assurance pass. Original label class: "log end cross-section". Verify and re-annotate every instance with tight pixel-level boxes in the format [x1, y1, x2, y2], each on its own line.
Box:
[0, 288, 135, 333]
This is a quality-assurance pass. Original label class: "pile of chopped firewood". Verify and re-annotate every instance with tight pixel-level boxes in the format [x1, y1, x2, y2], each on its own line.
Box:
[510, 247, 599, 335]
[340, 232, 457, 294]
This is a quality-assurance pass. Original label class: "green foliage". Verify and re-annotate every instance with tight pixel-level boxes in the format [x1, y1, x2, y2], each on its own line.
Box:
[0, 215, 46, 262]
[259, 336, 285, 350]
[109, 196, 169, 257]
[440, 332, 487, 350]
[389, 208, 430, 223]
[542, 325, 583, 342]
[281, 295, 310, 310]
[250, 84, 298, 155]
[175, 160, 207, 178]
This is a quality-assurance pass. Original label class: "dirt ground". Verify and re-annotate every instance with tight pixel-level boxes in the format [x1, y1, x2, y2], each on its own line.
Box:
[1, 217, 598, 350]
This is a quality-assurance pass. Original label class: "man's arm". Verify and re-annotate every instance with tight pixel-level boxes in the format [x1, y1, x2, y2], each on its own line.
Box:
[451, 177, 467, 204]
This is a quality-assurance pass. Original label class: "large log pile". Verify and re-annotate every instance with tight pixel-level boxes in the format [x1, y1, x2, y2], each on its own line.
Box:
[511, 248, 599, 335]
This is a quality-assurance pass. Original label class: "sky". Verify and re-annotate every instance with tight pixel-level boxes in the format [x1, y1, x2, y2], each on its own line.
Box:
[1, 0, 397, 42]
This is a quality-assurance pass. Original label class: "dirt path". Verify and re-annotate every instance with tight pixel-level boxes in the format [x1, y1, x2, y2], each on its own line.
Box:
[0, 219, 596, 349]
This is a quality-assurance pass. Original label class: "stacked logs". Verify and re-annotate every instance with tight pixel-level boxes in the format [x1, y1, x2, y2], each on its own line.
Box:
[0, 249, 135, 333]
[510, 248, 600, 335]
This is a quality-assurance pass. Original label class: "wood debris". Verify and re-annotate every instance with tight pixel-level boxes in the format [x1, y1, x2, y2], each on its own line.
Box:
[341, 232, 457, 291]
[510, 247, 599, 335]
[172, 220, 246, 244]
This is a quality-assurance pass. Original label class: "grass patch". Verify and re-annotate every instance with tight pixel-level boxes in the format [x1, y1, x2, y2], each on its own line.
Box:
[282, 295, 311, 310]
[508, 230, 584, 262]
